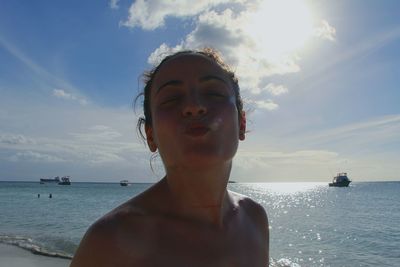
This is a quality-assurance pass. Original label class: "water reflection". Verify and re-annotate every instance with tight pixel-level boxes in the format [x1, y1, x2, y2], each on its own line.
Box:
[255, 182, 326, 195]
[229, 182, 330, 267]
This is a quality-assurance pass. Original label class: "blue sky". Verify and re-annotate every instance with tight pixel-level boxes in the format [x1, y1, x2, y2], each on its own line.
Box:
[1, 0, 399, 182]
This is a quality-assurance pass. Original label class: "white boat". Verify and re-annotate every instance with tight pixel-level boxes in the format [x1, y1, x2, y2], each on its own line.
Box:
[58, 176, 71, 185]
[329, 173, 351, 187]
[120, 180, 130, 186]
[40, 176, 60, 183]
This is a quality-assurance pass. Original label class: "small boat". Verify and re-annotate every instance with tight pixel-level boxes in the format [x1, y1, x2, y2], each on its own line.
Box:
[40, 176, 60, 183]
[120, 180, 130, 186]
[329, 172, 351, 187]
[58, 176, 71, 185]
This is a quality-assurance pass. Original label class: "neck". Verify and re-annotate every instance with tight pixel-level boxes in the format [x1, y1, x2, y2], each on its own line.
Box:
[163, 161, 233, 227]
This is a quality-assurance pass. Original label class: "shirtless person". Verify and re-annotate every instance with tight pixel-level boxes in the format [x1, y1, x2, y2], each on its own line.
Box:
[70, 48, 269, 267]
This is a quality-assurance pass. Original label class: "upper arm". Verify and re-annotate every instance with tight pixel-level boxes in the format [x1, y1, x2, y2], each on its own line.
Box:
[258, 203, 269, 262]
[70, 220, 117, 267]
[242, 198, 269, 264]
[70, 208, 152, 267]
[253, 201, 269, 260]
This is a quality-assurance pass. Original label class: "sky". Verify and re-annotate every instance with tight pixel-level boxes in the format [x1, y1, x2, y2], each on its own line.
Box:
[0, 0, 399, 183]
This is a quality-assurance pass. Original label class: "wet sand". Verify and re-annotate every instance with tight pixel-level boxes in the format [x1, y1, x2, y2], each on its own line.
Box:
[0, 243, 71, 267]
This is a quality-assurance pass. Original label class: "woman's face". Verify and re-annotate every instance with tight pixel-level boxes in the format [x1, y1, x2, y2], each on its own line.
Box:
[145, 54, 246, 170]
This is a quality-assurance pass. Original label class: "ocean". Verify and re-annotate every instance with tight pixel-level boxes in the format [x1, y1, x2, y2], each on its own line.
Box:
[0, 181, 399, 266]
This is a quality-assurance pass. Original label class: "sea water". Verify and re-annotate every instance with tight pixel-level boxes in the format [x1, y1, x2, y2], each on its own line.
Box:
[0, 181, 399, 266]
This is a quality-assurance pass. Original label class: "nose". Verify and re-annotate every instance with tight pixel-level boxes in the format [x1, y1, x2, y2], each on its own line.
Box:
[182, 93, 207, 117]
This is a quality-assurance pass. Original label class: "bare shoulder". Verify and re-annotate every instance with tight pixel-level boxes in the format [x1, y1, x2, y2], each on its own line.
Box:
[229, 190, 268, 223]
[228, 190, 269, 241]
[70, 183, 163, 267]
[70, 204, 142, 266]
[228, 190, 269, 264]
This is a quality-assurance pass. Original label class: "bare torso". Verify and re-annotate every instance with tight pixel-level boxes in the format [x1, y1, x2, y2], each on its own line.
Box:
[71, 179, 269, 267]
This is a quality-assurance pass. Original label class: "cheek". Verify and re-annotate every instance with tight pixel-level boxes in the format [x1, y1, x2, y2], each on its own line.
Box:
[209, 117, 223, 131]
[151, 110, 179, 143]
[210, 103, 240, 139]
[210, 97, 239, 131]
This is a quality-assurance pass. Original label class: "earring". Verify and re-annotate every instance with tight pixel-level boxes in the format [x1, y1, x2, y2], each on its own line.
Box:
[239, 130, 245, 140]
[148, 141, 158, 152]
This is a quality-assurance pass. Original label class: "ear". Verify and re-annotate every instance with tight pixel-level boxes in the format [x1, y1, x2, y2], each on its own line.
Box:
[145, 124, 158, 152]
[239, 111, 246, 141]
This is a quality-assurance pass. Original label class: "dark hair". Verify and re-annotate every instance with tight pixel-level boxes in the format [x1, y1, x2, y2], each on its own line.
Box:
[135, 47, 243, 141]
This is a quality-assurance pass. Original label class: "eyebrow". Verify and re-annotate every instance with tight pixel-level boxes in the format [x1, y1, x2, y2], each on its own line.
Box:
[199, 75, 229, 86]
[156, 75, 229, 94]
[156, 80, 183, 94]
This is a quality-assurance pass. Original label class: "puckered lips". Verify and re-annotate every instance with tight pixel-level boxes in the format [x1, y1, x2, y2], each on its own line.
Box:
[184, 121, 210, 137]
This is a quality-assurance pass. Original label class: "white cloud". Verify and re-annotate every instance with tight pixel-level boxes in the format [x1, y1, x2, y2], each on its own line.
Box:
[254, 100, 279, 111]
[121, 0, 232, 30]
[0, 86, 157, 181]
[0, 35, 50, 81]
[89, 125, 111, 131]
[304, 114, 400, 148]
[236, 114, 400, 182]
[137, 1, 336, 110]
[265, 83, 288, 96]
[232, 149, 341, 182]
[147, 43, 183, 65]
[147, 8, 301, 95]
[0, 133, 36, 145]
[314, 20, 336, 41]
[238, 150, 339, 166]
[70, 125, 122, 141]
[109, 0, 120, 9]
[9, 151, 65, 163]
[53, 89, 88, 106]
[251, 83, 288, 96]
[0, 35, 89, 102]
[53, 88, 73, 99]
[1, 127, 149, 171]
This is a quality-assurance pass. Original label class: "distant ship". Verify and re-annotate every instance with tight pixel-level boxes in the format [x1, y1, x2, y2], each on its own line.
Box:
[40, 176, 60, 183]
[329, 172, 351, 187]
[58, 176, 71, 185]
[120, 180, 130, 186]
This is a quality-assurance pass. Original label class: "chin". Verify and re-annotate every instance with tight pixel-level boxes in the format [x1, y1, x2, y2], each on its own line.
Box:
[180, 150, 235, 167]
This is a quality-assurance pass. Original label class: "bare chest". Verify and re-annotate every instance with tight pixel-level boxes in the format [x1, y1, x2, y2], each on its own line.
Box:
[157, 227, 263, 266]
[116, 218, 266, 267]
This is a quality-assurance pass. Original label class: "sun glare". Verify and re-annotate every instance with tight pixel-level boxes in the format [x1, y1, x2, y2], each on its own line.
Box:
[245, 0, 314, 60]
[265, 182, 324, 194]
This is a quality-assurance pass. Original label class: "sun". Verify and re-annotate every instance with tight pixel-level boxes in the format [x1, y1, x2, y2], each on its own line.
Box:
[245, 0, 314, 60]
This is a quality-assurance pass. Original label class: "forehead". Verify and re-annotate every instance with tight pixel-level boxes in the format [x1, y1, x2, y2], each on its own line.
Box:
[152, 53, 230, 85]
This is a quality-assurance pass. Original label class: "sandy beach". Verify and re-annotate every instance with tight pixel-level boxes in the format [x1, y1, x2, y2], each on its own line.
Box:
[0, 243, 71, 267]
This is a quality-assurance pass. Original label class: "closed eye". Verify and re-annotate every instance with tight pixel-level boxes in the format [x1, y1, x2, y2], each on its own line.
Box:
[201, 80, 231, 98]
[205, 90, 228, 98]
[207, 92, 225, 97]
[161, 95, 181, 105]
